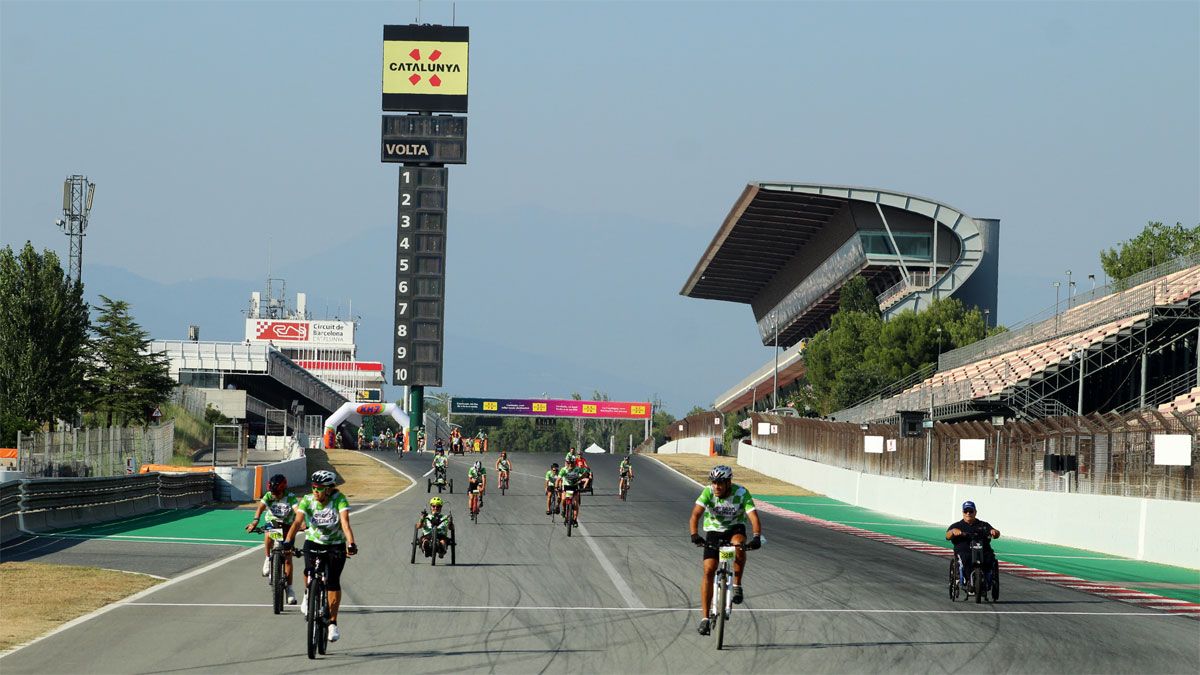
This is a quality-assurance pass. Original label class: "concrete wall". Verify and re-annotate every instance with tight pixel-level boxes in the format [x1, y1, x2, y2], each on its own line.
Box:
[657, 438, 716, 456]
[214, 457, 308, 502]
[738, 441, 1199, 569]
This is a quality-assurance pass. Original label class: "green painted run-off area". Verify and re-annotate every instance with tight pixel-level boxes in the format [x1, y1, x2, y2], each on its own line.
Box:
[47, 508, 263, 548]
[760, 495, 1200, 604]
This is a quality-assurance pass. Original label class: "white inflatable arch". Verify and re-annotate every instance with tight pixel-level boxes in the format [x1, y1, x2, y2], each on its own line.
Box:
[323, 402, 410, 449]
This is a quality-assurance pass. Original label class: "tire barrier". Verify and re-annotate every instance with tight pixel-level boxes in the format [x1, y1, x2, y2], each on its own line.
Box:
[2, 472, 216, 542]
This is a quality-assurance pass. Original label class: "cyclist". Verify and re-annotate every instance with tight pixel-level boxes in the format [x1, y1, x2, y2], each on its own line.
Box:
[689, 465, 761, 636]
[431, 447, 448, 484]
[556, 463, 584, 525]
[544, 462, 560, 514]
[245, 473, 298, 605]
[564, 446, 578, 468]
[618, 455, 634, 494]
[946, 500, 1001, 590]
[467, 460, 487, 514]
[417, 497, 452, 558]
[283, 470, 358, 643]
[495, 451, 513, 489]
[356, 426, 365, 449]
[435, 437, 445, 454]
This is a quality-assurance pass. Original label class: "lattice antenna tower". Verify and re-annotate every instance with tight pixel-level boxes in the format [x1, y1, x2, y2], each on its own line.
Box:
[55, 175, 96, 286]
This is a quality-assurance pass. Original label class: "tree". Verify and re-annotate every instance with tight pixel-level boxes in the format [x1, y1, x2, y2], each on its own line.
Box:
[0, 243, 91, 444]
[838, 275, 881, 317]
[1100, 221, 1200, 282]
[88, 296, 176, 427]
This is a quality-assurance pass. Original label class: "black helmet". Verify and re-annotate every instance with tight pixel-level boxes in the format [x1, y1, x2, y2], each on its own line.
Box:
[268, 474, 287, 494]
[551, 462, 559, 470]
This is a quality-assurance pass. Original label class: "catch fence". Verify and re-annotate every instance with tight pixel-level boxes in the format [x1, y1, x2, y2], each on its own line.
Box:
[750, 411, 1197, 501]
[16, 422, 174, 478]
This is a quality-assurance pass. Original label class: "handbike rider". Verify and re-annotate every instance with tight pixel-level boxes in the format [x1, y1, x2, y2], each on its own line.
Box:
[495, 451, 513, 489]
[282, 470, 359, 643]
[431, 447, 448, 485]
[245, 473, 299, 605]
[467, 461, 487, 513]
[417, 497, 453, 558]
[689, 465, 761, 636]
[544, 462, 560, 515]
[574, 456, 592, 502]
[946, 500, 1001, 591]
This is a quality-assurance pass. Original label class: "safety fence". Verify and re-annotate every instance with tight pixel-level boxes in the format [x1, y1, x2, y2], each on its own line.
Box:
[750, 410, 1198, 501]
[0, 472, 215, 543]
[16, 422, 175, 478]
[664, 411, 725, 441]
[170, 385, 209, 420]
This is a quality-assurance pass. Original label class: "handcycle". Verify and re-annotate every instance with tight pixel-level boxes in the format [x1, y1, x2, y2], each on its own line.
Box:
[250, 524, 289, 614]
[410, 512, 456, 566]
[948, 533, 1000, 604]
[699, 538, 761, 650]
[618, 473, 632, 501]
[427, 466, 453, 493]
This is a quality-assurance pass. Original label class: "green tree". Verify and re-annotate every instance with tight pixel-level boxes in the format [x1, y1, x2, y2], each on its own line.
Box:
[1100, 221, 1200, 282]
[88, 295, 176, 427]
[838, 275, 881, 316]
[0, 243, 91, 444]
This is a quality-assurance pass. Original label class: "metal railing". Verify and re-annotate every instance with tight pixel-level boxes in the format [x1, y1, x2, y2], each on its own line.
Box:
[1114, 369, 1200, 415]
[16, 422, 174, 478]
[750, 411, 1198, 501]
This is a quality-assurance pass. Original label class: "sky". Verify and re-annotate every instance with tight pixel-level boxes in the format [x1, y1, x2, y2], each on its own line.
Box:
[2, 1, 1198, 416]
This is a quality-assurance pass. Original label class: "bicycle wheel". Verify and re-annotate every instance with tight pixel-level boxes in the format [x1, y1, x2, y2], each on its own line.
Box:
[317, 581, 329, 655]
[410, 529, 418, 564]
[948, 558, 959, 601]
[972, 568, 984, 604]
[714, 575, 728, 650]
[450, 537, 456, 565]
[990, 562, 1000, 602]
[565, 502, 573, 537]
[306, 580, 320, 659]
[272, 552, 285, 614]
[449, 479, 454, 494]
[427, 479, 432, 493]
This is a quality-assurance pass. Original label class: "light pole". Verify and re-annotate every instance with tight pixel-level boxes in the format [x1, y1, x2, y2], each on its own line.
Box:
[1052, 281, 1062, 334]
[1065, 270, 1073, 309]
[1088, 273, 1096, 294]
[983, 309, 990, 330]
[772, 312, 779, 410]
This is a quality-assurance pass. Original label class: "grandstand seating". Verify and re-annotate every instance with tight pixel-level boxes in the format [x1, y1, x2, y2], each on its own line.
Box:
[1159, 387, 1200, 415]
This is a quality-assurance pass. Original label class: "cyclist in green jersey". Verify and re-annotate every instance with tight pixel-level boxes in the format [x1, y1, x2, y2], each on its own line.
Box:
[283, 470, 358, 643]
[688, 465, 762, 636]
[544, 462, 560, 514]
[618, 456, 634, 493]
[564, 447, 578, 469]
[495, 451, 513, 488]
[246, 474, 299, 605]
[418, 497, 452, 557]
[432, 448, 448, 482]
[467, 461, 487, 513]
[556, 465, 584, 525]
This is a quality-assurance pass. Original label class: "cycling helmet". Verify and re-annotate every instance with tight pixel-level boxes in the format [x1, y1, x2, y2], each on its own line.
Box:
[429, 497, 444, 507]
[311, 470, 337, 487]
[709, 465, 733, 483]
[551, 463, 559, 470]
[473, 461, 482, 470]
[268, 474, 287, 495]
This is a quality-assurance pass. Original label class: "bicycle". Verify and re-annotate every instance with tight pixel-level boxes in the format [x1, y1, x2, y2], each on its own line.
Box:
[303, 548, 332, 659]
[699, 540, 759, 650]
[548, 486, 560, 521]
[618, 473, 632, 501]
[498, 471, 510, 495]
[469, 488, 482, 523]
[561, 487, 578, 537]
[251, 525, 289, 615]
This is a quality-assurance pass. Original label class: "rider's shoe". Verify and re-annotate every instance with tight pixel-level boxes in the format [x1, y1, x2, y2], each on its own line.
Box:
[261, 556, 270, 577]
[546, 510, 552, 515]
[732, 585, 744, 605]
[285, 586, 297, 605]
[697, 617, 711, 636]
[328, 623, 340, 642]
[301, 591, 308, 615]
[572, 518, 579, 526]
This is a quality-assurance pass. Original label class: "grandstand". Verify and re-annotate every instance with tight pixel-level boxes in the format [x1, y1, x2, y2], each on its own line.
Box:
[688, 183, 999, 413]
[835, 256, 1200, 423]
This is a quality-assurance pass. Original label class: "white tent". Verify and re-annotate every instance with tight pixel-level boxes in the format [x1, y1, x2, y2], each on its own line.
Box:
[583, 443, 606, 454]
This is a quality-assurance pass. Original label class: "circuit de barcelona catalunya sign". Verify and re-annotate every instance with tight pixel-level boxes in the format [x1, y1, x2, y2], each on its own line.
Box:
[451, 398, 652, 420]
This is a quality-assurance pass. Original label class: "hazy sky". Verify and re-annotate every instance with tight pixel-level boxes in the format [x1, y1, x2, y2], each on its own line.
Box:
[2, 1, 1197, 415]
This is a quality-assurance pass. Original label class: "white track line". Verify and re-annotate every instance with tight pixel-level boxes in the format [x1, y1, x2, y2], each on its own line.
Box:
[120, 601, 1187, 617]
[0, 450, 416, 660]
[578, 522, 646, 609]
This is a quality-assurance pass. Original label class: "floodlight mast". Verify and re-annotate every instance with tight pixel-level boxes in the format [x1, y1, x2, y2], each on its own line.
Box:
[57, 175, 96, 286]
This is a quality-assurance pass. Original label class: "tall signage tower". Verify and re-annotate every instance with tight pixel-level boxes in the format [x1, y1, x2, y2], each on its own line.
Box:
[381, 24, 469, 440]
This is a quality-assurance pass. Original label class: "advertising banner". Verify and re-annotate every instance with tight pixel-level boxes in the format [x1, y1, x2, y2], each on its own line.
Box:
[451, 398, 651, 420]
[383, 25, 469, 113]
[245, 319, 355, 346]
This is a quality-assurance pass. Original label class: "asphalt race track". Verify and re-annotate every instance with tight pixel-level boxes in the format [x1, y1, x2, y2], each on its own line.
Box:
[2, 451, 1197, 673]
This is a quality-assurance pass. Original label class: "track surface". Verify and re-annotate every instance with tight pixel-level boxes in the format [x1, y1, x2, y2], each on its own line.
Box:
[2, 451, 1197, 673]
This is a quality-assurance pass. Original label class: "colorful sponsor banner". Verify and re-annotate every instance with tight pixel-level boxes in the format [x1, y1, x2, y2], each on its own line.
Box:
[451, 398, 651, 420]
[383, 25, 469, 112]
[244, 319, 354, 346]
[295, 360, 384, 372]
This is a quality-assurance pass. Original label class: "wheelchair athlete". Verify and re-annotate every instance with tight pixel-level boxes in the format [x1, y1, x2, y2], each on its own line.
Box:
[417, 497, 453, 558]
[946, 500, 1001, 591]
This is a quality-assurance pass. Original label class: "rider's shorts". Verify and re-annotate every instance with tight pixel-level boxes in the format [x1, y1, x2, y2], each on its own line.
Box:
[702, 524, 747, 561]
[303, 540, 348, 591]
[468, 479, 480, 493]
